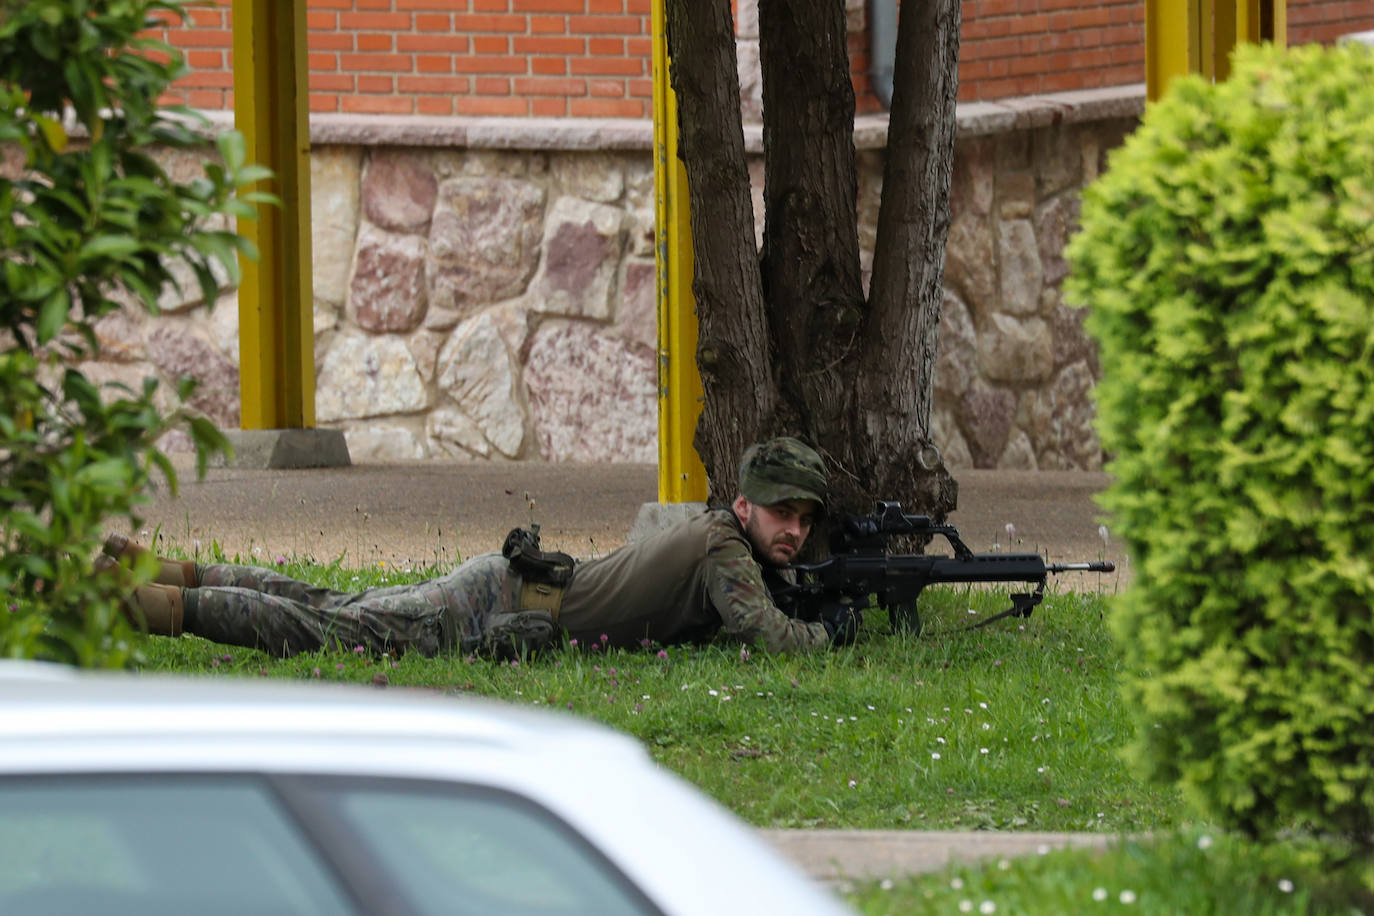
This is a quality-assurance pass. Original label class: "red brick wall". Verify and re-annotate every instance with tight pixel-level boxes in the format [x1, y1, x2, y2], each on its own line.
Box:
[153, 1, 1374, 117]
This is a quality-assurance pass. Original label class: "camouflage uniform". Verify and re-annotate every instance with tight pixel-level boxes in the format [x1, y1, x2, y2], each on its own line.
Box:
[558, 507, 829, 652]
[179, 436, 835, 658]
[184, 553, 519, 658]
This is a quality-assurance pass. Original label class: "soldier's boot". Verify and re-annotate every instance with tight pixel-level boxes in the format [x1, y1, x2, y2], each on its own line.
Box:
[484, 610, 556, 660]
[103, 533, 199, 588]
[93, 555, 186, 637]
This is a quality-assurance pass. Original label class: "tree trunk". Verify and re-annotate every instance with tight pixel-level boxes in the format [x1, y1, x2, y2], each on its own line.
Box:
[856, 0, 962, 517]
[665, 0, 960, 521]
[664, 0, 774, 492]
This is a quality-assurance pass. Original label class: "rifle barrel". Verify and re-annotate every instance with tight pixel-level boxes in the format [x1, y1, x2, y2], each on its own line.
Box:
[1048, 561, 1115, 574]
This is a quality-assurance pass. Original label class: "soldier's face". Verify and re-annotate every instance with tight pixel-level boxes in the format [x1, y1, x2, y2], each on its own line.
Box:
[733, 497, 817, 566]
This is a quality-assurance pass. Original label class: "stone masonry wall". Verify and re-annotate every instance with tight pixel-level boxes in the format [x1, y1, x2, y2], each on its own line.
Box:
[66, 86, 1143, 469]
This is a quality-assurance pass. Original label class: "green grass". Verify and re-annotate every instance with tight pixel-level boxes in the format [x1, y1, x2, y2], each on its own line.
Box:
[138, 552, 1176, 833]
[132, 553, 1374, 911]
[846, 828, 1374, 915]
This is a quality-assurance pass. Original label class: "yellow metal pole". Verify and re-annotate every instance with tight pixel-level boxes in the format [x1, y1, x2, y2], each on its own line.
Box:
[232, 0, 315, 429]
[1146, 0, 1203, 102]
[651, 0, 708, 503]
[1149, 0, 1287, 95]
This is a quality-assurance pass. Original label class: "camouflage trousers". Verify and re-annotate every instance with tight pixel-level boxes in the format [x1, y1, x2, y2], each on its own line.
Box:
[187, 553, 524, 658]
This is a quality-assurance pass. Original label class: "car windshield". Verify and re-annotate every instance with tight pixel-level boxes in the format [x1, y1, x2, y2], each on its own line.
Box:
[0, 775, 355, 916]
[0, 773, 661, 916]
[298, 777, 660, 916]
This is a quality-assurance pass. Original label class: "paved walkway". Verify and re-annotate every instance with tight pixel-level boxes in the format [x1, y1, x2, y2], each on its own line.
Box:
[129, 459, 1130, 882]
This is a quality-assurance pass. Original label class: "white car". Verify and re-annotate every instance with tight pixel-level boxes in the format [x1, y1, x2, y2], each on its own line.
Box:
[0, 661, 853, 916]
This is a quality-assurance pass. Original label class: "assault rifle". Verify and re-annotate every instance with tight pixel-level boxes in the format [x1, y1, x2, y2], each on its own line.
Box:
[773, 501, 1115, 636]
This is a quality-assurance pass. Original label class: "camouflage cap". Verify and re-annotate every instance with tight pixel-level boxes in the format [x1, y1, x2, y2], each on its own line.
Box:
[738, 437, 827, 508]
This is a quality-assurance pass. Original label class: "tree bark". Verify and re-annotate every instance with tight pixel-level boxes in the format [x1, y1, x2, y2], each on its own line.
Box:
[858, 0, 963, 517]
[664, 0, 774, 495]
[666, 0, 960, 520]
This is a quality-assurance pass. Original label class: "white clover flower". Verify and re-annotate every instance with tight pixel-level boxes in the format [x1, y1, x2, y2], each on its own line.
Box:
[1092, 888, 1108, 902]
[932, 752, 941, 760]
[937, 736, 946, 744]
[980, 901, 997, 914]
[879, 878, 894, 891]
[950, 878, 964, 890]
[1278, 879, 1294, 894]
[979, 702, 989, 709]
[1119, 890, 1136, 904]
[980, 748, 989, 754]
[982, 722, 992, 730]
[958, 901, 973, 914]
[708, 689, 718, 696]
[847, 779, 857, 788]
[1197, 834, 1213, 850]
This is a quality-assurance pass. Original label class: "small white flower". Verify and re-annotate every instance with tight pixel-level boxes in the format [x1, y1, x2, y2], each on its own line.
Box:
[1005, 522, 1016, 541]
[937, 736, 946, 744]
[979, 702, 989, 709]
[708, 689, 718, 696]
[958, 901, 973, 914]
[1119, 890, 1136, 904]
[1098, 524, 1110, 547]
[879, 878, 894, 891]
[932, 752, 941, 760]
[1278, 879, 1294, 894]
[1197, 834, 1213, 850]
[982, 722, 992, 730]
[847, 779, 857, 788]
[950, 878, 964, 890]
[980, 901, 997, 914]
[867, 704, 875, 711]
[997, 859, 1010, 871]
[980, 748, 989, 754]
[1037, 766, 1048, 773]
[1036, 844, 1050, 855]
[1092, 887, 1108, 902]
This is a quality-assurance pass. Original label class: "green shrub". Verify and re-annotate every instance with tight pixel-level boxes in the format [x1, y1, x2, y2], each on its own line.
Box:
[0, 0, 267, 665]
[1065, 41, 1374, 873]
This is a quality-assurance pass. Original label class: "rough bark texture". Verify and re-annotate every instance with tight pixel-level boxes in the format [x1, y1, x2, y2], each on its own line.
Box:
[667, 0, 960, 520]
[664, 0, 774, 493]
[856, 0, 962, 517]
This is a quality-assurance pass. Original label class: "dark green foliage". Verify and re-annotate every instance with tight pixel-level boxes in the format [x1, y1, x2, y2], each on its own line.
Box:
[1065, 42, 1374, 875]
[0, 0, 269, 665]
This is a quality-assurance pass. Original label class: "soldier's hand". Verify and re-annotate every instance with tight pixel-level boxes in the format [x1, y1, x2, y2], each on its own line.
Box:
[820, 601, 862, 646]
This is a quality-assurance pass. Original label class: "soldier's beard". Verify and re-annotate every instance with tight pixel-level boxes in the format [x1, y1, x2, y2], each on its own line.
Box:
[744, 514, 801, 567]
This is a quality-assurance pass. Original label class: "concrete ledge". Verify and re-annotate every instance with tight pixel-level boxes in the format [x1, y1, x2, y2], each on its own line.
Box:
[216, 429, 352, 470]
[760, 829, 1119, 881]
[628, 501, 709, 543]
[179, 84, 1145, 153]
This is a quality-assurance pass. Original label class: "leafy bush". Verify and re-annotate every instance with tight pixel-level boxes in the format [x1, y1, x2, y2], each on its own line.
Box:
[0, 0, 267, 665]
[1065, 42, 1374, 873]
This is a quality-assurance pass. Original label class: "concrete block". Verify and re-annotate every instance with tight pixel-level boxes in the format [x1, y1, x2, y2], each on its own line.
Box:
[628, 501, 709, 543]
[217, 429, 352, 469]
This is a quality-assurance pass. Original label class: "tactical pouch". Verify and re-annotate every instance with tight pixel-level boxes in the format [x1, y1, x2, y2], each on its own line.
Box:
[502, 526, 575, 586]
[502, 526, 574, 620]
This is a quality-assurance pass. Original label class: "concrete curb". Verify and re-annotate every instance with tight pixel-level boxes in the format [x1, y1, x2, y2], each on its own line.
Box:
[760, 829, 1118, 881]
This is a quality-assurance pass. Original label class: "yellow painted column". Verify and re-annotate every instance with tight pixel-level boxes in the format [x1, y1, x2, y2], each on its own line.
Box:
[232, 0, 315, 429]
[1146, 0, 1202, 102]
[651, 0, 708, 503]
[1148, 0, 1287, 101]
